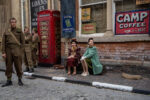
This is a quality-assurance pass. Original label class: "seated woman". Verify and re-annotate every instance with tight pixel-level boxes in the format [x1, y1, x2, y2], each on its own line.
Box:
[81, 38, 103, 76]
[67, 39, 81, 75]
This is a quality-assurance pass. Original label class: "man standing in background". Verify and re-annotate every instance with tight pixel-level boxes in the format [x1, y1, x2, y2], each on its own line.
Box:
[32, 28, 40, 68]
[24, 27, 34, 72]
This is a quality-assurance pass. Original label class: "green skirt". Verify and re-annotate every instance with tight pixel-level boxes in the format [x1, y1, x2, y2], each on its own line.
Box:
[85, 58, 92, 69]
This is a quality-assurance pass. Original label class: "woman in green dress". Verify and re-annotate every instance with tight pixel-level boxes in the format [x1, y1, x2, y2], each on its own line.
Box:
[81, 38, 103, 76]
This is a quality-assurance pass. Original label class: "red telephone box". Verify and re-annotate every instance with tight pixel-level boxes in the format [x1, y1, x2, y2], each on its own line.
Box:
[37, 10, 61, 66]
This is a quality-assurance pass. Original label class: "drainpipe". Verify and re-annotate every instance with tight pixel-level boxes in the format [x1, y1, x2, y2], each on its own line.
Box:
[52, 0, 54, 10]
[21, 0, 24, 32]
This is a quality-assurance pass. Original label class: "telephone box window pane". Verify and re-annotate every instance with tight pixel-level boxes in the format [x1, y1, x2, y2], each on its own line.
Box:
[41, 31, 48, 35]
[40, 21, 49, 26]
[42, 50, 48, 58]
[42, 41, 48, 45]
[40, 26, 48, 30]
[41, 36, 48, 40]
[42, 45, 48, 49]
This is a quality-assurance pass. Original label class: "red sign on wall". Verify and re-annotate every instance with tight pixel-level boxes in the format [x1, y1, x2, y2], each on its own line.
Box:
[115, 9, 150, 35]
[82, 23, 96, 34]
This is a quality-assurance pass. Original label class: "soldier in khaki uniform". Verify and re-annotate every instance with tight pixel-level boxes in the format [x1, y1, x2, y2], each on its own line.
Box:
[24, 27, 34, 72]
[32, 28, 40, 68]
[1, 17, 25, 87]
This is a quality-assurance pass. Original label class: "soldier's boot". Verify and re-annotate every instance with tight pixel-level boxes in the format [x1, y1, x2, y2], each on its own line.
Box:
[24, 67, 29, 72]
[18, 79, 23, 86]
[34, 65, 37, 68]
[1, 80, 13, 87]
[29, 68, 34, 73]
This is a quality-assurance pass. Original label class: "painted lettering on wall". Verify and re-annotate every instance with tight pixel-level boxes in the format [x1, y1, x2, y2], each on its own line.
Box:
[30, 0, 47, 30]
[32, 0, 47, 7]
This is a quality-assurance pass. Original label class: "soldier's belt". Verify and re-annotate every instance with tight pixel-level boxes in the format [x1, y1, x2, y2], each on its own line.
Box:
[6, 44, 21, 49]
[6, 43, 20, 47]
[24, 44, 31, 52]
[24, 44, 31, 47]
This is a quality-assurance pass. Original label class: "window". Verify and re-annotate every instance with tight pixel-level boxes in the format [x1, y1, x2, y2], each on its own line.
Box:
[79, 0, 107, 35]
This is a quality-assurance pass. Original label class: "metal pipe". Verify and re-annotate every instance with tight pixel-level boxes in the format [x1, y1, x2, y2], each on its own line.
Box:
[21, 0, 24, 32]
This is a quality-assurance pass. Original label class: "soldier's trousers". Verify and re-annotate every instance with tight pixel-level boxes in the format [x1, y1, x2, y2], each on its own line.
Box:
[32, 48, 38, 66]
[24, 45, 33, 68]
[5, 46, 23, 79]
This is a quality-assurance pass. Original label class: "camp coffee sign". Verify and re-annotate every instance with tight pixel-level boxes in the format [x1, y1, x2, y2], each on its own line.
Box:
[115, 9, 150, 35]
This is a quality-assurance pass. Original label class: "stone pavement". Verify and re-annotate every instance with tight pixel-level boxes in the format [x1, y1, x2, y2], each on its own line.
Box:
[1, 72, 150, 100]
[0, 53, 150, 91]
[34, 66, 150, 90]
[0, 62, 150, 91]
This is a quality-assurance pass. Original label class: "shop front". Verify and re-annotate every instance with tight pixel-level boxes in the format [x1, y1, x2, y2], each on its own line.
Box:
[61, 0, 150, 67]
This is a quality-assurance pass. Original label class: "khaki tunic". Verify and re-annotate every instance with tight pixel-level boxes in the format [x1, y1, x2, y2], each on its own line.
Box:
[2, 28, 25, 79]
[32, 34, 40, 66]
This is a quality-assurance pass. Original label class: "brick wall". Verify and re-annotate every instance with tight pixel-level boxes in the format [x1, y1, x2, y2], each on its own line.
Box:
[61, 41, 150, 67]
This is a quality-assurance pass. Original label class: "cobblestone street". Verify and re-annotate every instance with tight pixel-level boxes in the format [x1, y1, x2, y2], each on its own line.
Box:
[0, 55, 150, 91]
[0, 53, 150, 99]
[0, 0, 150, 99]
[0, 72, 149, 100]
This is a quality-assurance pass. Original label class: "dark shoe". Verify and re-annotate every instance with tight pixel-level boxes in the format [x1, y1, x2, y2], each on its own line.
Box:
[1, 80, 12, 87]
[24, 67, 29, 72]
[18, 79, 23, 86]
[34, 65, 37, 68]
[29, 68, 34, 73]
